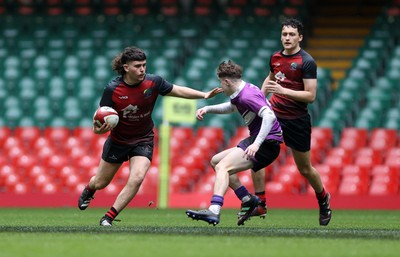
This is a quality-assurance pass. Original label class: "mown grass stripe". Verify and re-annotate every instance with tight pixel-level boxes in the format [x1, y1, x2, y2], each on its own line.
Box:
[1, 226, 399, 240]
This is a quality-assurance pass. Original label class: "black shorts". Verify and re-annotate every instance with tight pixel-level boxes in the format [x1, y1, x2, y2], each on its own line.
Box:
[238, 136, 281, 172]
[101, 137, 154, 163]
[278, 114, 311, 152]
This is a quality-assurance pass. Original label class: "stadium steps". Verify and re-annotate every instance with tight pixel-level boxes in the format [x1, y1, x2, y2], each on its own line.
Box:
[306, 0, 386, 87]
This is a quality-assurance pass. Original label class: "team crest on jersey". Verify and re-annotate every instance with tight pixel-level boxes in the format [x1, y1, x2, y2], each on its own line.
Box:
[122, 104, 139, 118]
[275, 71, 286, 82]
[290, 62, 298, 70]
[143, 88, 153, 98]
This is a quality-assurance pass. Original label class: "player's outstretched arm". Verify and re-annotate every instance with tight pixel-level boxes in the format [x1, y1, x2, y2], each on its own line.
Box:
[168, 85, 223, 99]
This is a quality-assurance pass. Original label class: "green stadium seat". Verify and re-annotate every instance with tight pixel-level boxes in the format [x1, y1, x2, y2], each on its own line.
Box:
[92, 55, 109, 68]
[384, 107, 400, 129]
[374, 76, 397, 91]
[33, 55, 50, 69]
[62, 97, 82, 128]
[386, 67, 400, 82]
[355, 107, 380, 129]
[49, 117, 67, 127]
[78, 117, 94, 127]
[33, 96, 51, 110]
[18, 117, 35, 127]
[4, 56, 19, 68]
[366, 87, 393, 107]
[34, 108, 53, 128]
[5, 108, 23, 128]
[4, 67, 19, 81]
[0, 78, 6, 108]
[64, 55, 79, 69]
[18, 77, 37, 113]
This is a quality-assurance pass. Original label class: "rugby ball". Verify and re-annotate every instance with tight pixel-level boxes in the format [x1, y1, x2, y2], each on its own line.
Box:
[93, 106, 119, 128]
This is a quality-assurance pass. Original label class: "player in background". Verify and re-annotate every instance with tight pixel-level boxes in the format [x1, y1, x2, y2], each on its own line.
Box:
[247, 18, 332, 226]
[78, 46, 222, 226]
[186, 60, 283, 226]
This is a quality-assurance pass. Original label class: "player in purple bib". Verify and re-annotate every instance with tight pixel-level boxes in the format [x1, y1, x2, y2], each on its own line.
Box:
[186, 60, 283, 226]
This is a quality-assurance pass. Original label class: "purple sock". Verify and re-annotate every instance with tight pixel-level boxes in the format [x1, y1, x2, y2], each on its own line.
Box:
[234, 185, 250, 200]
[211, 195, 224, 207]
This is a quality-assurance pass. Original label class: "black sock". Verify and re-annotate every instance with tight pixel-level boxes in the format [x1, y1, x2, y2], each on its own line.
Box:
[316, 188, 327, 202]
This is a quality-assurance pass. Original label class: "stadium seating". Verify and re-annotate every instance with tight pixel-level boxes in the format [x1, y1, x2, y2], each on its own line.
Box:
[0, 1, 399, 199]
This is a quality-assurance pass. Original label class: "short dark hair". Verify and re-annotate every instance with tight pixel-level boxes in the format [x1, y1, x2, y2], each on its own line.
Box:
[281, 18, 304, 36]
[112, 46, 147, 75]
[217, 60, 242, 79]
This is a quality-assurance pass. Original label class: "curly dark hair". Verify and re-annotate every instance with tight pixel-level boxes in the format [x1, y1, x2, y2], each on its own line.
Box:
[112, 46, 147, 75]
[281, 18, 304, 36]
[217, 60, 242, 79]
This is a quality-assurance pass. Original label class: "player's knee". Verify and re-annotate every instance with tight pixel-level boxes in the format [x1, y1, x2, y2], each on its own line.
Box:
[210, 156, 218, 169]
[298, 166, 314, 177]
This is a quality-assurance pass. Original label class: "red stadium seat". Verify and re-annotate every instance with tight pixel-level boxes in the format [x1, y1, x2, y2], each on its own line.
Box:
[310, 137, 327, 163]
[339, 127, 368, 150]
[171, 126, 193, 141]
[0, 165, 16, 179]
[314, 163, 340, 190]
[196, 181, 214, 193]
[197, 127, 224, 142]
[58, 166, 77, 180]
[3, 137, 21, 150]
[63, 174, 81, 189]
[44, 127, 71, 148]
[273, 164, 305, 191]
[0, 127, 12, 148]
[266, 181, 292, 194]
[12, 182, 28, 194]
[7, 146, 23, 164]
[64, 137, 81, 154]
[0, 154, 7, 167]
[338, 180, 368, 195]
[342, 164, 369, 179]
[145, 165, 159, 187]
[44, 154, 68, 173]
[69, 147, 87, 162]
[40, 182, 59, 194]
[33, 174, 51, 188]
[27, 165, 46, 180]
[312, 127, 333, 149]
[130, 0, 150, 15]
[369, 175, 399, 195]
[15, 154, 37, 174]
[339, 164, 370, 195]
[237, 171, 254, 191]
[33, 137, 51, 151]
[383, 148, 400, 173]
[76, 154, 99, 171]
[73, 127, 97, 149]
[194, 136, 220, 155]
[326, 147, 353, 165]
[14, 127, 41, 150]
[35, 145, 55, 162]
[369, 128, 398, 151]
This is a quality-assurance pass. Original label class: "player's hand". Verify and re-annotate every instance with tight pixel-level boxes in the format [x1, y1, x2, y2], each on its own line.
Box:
[196, 108, 207, 120]
[263, 81, 286, 95]
[93, 121, 113, 134]
[204, 87, 223, 99]
[243, 143, 260, 160]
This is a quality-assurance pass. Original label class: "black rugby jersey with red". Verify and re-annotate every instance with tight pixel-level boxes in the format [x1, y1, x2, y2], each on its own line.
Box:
[268, 48, 317, 119]
[99, 74, 173, 145]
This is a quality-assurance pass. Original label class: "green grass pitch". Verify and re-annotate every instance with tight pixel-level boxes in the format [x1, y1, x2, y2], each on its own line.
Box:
[0, 208, 399, 257]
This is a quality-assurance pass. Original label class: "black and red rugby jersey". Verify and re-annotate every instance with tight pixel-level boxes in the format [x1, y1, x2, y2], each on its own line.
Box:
[268, 48, 317, 119]
[99, 74, 173, 145]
